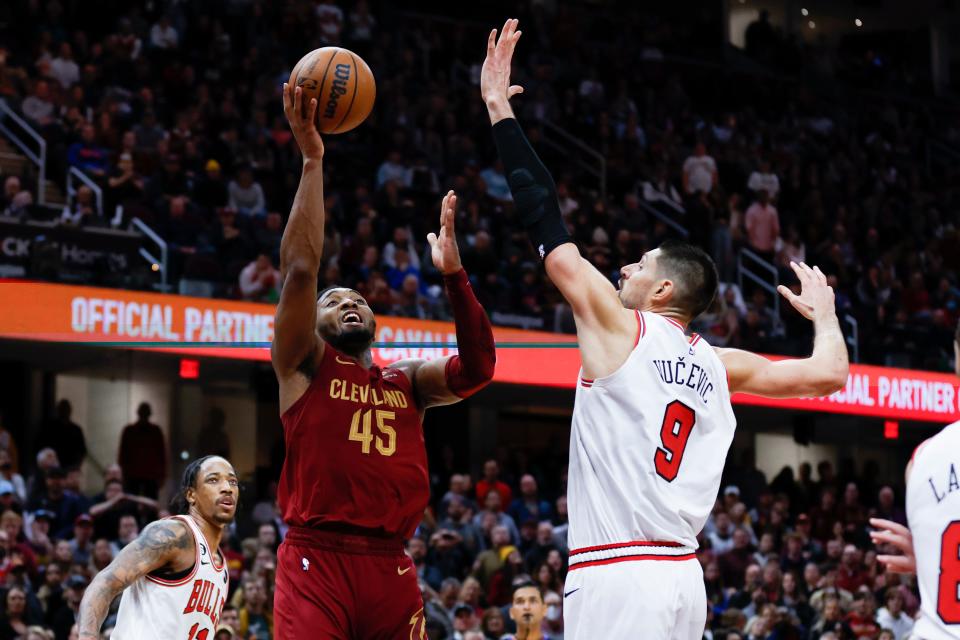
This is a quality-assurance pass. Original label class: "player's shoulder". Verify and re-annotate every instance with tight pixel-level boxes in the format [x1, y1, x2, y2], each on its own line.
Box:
[137, 517, 195, 556]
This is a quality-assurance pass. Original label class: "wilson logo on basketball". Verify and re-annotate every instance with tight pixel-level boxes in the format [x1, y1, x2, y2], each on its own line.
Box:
[324, 63, 352, 118]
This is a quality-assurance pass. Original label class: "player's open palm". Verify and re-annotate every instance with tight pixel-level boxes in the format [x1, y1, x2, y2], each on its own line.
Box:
[282, 83, 324, 161]
[481, 18, 523, 105]
[776, 261, 835, 321]
[428, 190, 462, 275]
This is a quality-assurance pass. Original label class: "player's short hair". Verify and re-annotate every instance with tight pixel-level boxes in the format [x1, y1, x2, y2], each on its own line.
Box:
[510, 580, 543, 602]
[655, 240, 719, 320]
[317, 286, 362, 303]
[169, 455, 215, 514]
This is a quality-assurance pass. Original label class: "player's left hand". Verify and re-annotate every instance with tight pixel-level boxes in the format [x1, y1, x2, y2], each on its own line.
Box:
[777, 261, 836, 321]
[869, 517, 916, 574]
[427, 190, 462, 275]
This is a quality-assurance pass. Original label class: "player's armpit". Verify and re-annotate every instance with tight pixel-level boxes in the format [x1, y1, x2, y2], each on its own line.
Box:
[271, 266, 322, 377]
[78, 519, 193, 638]
[394, 355, 494, 409]
[718, 347, 847, 399]
[545, 244, 631, 334]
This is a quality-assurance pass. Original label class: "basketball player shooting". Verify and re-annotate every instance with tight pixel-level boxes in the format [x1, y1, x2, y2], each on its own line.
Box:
[482, 19, 849, 639]
[270, 84, 496, 638]
[77, 456, 238, 639]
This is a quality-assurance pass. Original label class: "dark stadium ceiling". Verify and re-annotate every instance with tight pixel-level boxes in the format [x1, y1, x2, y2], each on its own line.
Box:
[730, 0, 960, 32]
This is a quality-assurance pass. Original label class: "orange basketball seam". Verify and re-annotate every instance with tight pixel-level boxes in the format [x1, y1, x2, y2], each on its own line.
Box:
[314, 49, 339, 128]
[332, 51, 362, 134]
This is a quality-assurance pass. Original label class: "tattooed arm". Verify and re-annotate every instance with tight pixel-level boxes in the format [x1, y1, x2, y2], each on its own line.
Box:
[77, 519, 193, 639]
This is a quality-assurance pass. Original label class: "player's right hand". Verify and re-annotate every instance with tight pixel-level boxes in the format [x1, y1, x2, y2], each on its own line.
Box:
[869, 517, 916, 574]
[776, 261, 836, 321]
[481, 18, 524, 107]
[283, 82, 325, 161]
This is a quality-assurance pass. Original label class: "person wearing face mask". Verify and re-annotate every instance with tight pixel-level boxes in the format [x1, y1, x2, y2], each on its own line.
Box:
[502, 581, 551, 640]
[541, 590, 563, 639]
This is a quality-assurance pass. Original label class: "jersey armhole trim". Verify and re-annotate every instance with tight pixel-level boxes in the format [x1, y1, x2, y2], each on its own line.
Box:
[636, 310, 645, 346]
[145, 516, 199, 587]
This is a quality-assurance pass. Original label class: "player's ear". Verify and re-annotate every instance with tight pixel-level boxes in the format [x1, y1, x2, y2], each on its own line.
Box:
[653, 278, 673, 301]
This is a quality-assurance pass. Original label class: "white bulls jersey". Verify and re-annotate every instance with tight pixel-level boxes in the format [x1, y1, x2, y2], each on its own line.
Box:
[907, 420, 960, 640]
[567, 310, 737, 567]
[113, 515, 229, 640]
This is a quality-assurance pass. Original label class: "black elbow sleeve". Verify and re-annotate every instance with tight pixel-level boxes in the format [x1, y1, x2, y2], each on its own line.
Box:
[492, 119, 574, 259]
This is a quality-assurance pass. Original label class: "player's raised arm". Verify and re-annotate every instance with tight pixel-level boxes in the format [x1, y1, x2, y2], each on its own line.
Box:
[77, 519, 192, 639]
[393, 191, 496, 408]
[272, 83, 327, 378]
[480, 19, 629, 338]
[718, 262, 849, 398]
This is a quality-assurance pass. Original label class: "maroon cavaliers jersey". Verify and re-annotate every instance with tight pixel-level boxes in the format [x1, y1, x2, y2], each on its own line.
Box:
[278, 345, 429, 538]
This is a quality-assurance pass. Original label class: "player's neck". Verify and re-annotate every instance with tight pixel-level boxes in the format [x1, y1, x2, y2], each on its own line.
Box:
[340, 346, 374, 368]
[647, 306, 690, 331]
[187, 510, 225, 552]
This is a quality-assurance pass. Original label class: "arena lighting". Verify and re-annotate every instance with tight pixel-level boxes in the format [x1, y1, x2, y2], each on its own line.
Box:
[884, 420, 899, 439]
[855, 18, 863, 27]
[151, 263, 159, 272]
[808, 20, 816, 29]
[180, 450, 189, 461]
[179, 357, 200, 379]
[801, 8, 809, 16]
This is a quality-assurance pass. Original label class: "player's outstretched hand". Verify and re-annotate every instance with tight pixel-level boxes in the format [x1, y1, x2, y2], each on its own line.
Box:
[282, 82, 324, 161]
[427, 190, 463, 276]
[776, 261, 836, 321]
[481, 18, 524, 108]
[869, 517, 916, 574]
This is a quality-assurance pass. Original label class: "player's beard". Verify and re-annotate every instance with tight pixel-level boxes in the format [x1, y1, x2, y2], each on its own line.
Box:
[328, 324, 375, 355]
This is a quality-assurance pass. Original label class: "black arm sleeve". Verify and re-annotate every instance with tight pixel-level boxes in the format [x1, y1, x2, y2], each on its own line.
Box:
[491, 118, 574, 259]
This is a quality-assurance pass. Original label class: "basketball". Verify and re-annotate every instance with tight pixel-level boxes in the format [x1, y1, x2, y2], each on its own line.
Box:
[289, 47, 376, 135]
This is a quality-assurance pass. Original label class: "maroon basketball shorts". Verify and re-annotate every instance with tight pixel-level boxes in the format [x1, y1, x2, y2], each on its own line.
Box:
[274, 527, 425, 639]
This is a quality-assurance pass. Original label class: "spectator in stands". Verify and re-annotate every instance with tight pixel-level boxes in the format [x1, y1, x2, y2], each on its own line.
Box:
[744, 189, 780, 264]
[682, 142, 718, 196]
[747, 160, 780, 201]
[408, 536, 443, 591]
[60, 185, 97, 226]
[473, 491, 520, 546]
[106, 152, 144, 221]
[524, 522, 559, 572]
[117, 402, 166, 499]
[51, 574, 87, 640]
[471, 525, 512, 588]
[21, 79, 55, 128]
[67, 515, 94, 566]
[239, 253, 281, 303]
[149, 14, 179, 50]
[870, 486, 906, 527]
[2, 176, 21, 212]
[133, 111, 166, 153]
[875, 588, 913, 640]
[509, 475, 552, 526]
[391, 273, 430, 319]
[0, 586, 38, 637]
[238, 576, 272, 639]
[194, 159, 229, 212]
[476, 460, 513, 509]
[480, 160, 512, 203]
[0, 449, 25, 503]
[376, 151, 407, 189]
[28, 466, 85, 540]
[227, 165, 266, 218]
[49, 43, 79, 89]
[115, 514, 140, 550]
[35, 401, 86, 472]
[709, 511, 736, 554]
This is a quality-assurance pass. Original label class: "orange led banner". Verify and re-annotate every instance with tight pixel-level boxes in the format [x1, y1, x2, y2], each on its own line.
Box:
[0, 281, 957, 421]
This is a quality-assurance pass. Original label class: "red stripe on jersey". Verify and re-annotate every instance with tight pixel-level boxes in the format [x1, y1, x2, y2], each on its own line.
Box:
[569, 553, 697, 570]
[635, 310, 645, 345]
[689, 333, 702, 347]
[664, 316, 686, 332]
[569, 540, 684, 556]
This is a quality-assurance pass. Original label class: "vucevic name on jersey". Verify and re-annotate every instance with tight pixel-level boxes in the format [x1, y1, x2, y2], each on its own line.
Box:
[651, 356, 716, 404]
